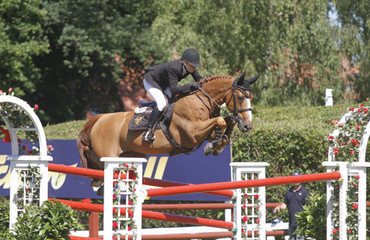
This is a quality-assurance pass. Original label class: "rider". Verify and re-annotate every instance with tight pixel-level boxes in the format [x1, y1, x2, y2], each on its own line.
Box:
[142, 48, 203, 143]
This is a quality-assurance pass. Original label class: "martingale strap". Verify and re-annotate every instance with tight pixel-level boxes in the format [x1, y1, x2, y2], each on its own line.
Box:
[159, 121, 195, 156]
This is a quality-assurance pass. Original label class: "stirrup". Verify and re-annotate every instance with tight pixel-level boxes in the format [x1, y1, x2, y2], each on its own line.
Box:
[142, 128, 155, 143]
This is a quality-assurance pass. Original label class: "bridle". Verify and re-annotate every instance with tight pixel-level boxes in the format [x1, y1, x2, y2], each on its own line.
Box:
[195, 83, 252, 124]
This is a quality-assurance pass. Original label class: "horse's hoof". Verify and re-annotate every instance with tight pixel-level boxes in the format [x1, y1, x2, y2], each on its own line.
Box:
[212, 150, 221, 156]
[97, 185, 104, 196]
[91, 178, 103, 187]
[204, 143, 212, 156]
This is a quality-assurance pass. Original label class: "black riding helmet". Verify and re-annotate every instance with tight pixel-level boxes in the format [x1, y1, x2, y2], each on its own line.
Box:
[181, 48, 201, 67]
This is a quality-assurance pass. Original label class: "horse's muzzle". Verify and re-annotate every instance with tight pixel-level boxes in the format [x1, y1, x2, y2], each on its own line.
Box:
[239, 124, 253, 132]
[238, 118, 253, 132]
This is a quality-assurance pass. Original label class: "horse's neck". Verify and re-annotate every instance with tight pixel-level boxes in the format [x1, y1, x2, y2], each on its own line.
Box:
[202, 76, 233, 103]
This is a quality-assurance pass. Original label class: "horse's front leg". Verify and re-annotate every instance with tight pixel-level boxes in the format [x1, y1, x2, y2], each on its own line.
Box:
[191, 116, 227, 144]
[204, 116, 236, 156]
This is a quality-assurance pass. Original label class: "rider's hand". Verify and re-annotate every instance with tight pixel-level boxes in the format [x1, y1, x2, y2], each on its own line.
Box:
[190, 82, 200, 90]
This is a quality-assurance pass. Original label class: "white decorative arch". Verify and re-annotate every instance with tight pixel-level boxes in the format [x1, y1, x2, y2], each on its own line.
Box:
[325, 107, 370, 240]
[0, 95, 52, 231]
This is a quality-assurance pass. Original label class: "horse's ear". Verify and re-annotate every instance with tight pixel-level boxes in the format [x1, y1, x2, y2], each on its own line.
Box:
[233, 72, 246, 88]
[238, 72, 246, 85]
[247, 74, 260, 85]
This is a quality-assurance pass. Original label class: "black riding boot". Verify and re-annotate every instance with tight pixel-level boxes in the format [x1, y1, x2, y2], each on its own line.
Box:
[142, 107, 163, 144]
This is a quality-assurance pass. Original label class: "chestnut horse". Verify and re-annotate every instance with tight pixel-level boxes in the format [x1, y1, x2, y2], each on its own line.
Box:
[77, 72, 258, 186]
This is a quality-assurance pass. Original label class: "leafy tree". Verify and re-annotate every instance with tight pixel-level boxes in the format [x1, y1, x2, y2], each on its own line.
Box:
[34, 0, 160, 123]
[334, 0, 370, 101]
[150, 0, 344, 106]
[0, 0, 49, 97]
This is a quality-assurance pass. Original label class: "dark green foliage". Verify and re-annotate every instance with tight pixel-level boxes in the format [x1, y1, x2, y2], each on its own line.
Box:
[294, 193, 326, 239]
[12, 200, 78, 240]
[0, 0, 49, 97]
[0, 202, 15, 240]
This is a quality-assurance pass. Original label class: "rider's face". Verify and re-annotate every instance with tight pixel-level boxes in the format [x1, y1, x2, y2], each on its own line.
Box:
[185, 63, 196, 73]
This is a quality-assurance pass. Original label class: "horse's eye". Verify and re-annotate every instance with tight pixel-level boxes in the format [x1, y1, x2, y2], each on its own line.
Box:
[238, 96, 244, 102]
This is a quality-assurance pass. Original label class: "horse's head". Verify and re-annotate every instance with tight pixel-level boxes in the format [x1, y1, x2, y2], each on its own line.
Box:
[226, 72, 259, 132]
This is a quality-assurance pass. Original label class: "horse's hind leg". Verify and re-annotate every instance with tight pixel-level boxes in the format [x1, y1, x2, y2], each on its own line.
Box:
[85, 149, 104, 187]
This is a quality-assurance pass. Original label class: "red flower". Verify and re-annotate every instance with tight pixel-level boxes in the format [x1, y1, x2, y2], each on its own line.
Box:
[34, 104, 39, 110]
[256, 218, 260, 224]
[352, 203, 358, 209]
[333, 147, 339, 155]
[356, 124, 361, 130]
[113, 194, 116, 199]
[350, 139, 358, 147]
[128, 200, 133, 205]
[350, 150, 354, 155]
[128, 226, 132, 231]
[47, 145, 54, 151]
[242, 216, 248, 222]
[8, 88, 13, 92]
[349, 107, 354, 111]
[331, 120, 338, 125]
[254, 194, 259, 199]
[348, 229, 352, 234]
[244, 194, 248, 198]
[359, 103, 364, 108]
[364, 108, 369, 114]
[355, 175, 360, 180]
[358, 108, 362, 113]
[242, 204, 246, 209]
[338, 123, 343, 127]
[328, 135, 334, 140]
[112, 222, 118, 228]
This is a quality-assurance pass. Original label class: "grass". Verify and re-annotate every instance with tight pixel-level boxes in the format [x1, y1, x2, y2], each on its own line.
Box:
[44, 120, 86, 139]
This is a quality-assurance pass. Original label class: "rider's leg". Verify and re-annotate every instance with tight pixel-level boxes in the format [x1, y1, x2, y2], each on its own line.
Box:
[143, 79, 167, 143]
[142, 106, 163, 143]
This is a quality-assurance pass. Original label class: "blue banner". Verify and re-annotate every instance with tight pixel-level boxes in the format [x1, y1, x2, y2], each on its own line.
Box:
[0, 140, 231, 201]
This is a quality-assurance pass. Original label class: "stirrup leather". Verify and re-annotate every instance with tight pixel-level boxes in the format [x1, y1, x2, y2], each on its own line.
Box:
[142, 128, 155, 143]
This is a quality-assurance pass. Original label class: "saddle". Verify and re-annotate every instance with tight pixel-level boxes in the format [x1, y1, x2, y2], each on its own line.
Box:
[128, 101, 193, 156]
[129, 101, 173, 130]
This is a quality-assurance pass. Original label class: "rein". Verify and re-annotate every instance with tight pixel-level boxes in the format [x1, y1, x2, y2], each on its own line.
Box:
[195, 83, 252, 121]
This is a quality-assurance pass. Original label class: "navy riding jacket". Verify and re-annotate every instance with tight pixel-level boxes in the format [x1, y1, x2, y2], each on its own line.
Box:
[144, 59, 202, 95]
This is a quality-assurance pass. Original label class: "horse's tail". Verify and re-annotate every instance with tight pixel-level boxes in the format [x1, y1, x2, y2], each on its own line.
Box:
[77, 115, 102, 169]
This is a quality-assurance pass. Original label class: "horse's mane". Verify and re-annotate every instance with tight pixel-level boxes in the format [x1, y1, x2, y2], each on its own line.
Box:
[201, 75, 234, 85]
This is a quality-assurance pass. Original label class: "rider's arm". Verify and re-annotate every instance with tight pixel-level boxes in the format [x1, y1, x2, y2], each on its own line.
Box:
[191, 69, 202, 82]
[168, 67, 194, 95]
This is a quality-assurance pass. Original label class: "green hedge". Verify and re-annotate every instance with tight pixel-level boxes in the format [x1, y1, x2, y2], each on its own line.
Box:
[231, 104, 370, 224]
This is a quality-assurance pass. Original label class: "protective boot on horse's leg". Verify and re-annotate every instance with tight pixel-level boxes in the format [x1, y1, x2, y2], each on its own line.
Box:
[143, 106, 163, 143]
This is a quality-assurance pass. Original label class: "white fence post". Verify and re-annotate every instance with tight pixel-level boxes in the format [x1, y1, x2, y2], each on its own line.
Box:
[230, 162, 269, 240]
[323, 161, 348, 240]
[1, 95, 52, 231]
[102, 157, 147, 240]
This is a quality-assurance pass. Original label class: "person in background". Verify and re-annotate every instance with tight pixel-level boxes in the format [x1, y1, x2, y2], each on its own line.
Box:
[273, 172, 310, 240]
[142, 48, 202, 143]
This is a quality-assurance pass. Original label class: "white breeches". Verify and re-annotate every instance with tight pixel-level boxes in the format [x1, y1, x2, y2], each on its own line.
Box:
[143, 79, 172, 111]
